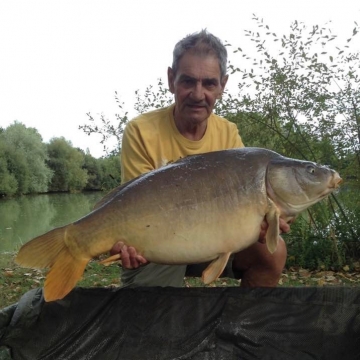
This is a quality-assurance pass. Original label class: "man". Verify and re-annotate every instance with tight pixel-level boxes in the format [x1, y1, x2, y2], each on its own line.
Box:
[111, 30, 289, 288]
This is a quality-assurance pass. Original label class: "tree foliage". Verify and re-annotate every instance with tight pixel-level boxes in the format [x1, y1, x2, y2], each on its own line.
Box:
[98, 155, 121, 190]
[0, 144, 18, 196]
[0, 122, 121, 197]
[82, 152, 121, 190]
[0, 122, 53, 195]
[224, 17, 359, 167]
[219, 17, 360, 265]
[46, 137, 88, 192]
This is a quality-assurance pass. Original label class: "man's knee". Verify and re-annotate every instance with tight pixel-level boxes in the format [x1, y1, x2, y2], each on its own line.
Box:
[264, 237, 287, 275]
[232, 238, 287, 287]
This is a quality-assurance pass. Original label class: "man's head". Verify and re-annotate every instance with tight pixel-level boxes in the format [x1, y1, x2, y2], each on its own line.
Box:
[171, 29, 228, 79]
[168, 30, 229, 132]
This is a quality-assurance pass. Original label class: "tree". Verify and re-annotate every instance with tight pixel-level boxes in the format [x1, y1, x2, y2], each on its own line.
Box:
[223, 17, 359, 163]
[0, 140, 18, 196]
[0, 122, 53, 195]
[224, 17, 360, 265]
[47, 137, 88, 192]
[98, 155, 121, 190]
[83, 153, 104, 190]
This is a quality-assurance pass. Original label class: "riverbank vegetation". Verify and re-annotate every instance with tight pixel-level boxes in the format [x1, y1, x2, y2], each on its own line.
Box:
[0, 125, 121, 197]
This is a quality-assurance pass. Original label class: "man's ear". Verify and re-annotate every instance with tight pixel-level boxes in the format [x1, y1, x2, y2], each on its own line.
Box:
[168, 67, 175, 94]
[217, 74, 229, 99]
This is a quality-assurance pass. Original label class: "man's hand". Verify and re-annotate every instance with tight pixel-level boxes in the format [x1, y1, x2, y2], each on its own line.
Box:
[258, 218, 291, 244]
[110, 242, 148, 269]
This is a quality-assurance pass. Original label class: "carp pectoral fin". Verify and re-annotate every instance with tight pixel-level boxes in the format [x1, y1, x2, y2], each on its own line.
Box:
[44, 247, 89, 302]
[202, 252, 231, 284]
[99, 253, 122, 266]
[265, 199, 280, 254]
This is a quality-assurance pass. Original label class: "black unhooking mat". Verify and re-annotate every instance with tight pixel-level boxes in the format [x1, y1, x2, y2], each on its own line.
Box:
[0, 286, 359, 360]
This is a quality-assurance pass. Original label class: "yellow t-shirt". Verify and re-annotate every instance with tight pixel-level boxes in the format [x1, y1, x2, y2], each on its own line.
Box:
[121, 104, 244, 183]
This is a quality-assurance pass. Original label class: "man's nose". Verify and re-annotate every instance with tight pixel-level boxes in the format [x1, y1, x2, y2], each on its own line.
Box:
[190, 82, 205, 101]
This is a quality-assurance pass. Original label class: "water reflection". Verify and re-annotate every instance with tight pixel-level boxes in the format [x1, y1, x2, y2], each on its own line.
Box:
[0, 192, 105, 252]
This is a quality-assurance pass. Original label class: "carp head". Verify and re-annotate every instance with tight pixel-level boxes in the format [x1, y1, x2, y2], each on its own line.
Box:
[265, 158, 342, 219]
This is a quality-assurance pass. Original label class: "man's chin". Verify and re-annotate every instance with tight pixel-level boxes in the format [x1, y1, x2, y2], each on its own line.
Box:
[186, 106, 209, 118]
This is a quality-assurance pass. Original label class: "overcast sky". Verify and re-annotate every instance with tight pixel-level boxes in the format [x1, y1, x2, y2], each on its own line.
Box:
[1, 0, 359, 158]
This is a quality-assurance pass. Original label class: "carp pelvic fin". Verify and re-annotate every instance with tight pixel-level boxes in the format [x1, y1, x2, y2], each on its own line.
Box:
[99, 253, 122, 266]
[265, 198, 280, 254]
[202, 252, 231, 284]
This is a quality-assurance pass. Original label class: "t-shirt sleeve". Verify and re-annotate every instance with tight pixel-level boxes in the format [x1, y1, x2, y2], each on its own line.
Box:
[120, 121, 155, 183]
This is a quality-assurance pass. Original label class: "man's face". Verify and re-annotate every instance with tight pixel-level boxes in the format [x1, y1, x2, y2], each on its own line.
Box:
[168, 52, 228, 125]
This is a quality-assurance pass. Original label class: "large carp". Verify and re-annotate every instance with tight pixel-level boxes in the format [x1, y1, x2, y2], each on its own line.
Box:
[16, 148, 342, 302]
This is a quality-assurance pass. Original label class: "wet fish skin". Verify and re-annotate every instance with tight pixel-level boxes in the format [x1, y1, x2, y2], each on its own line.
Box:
[15, 147, 342, 301]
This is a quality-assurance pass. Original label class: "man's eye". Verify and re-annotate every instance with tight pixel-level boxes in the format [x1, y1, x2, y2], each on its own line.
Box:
[203, 81, 217, 88]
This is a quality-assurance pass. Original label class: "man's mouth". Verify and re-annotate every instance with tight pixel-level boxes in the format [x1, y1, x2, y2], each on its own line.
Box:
[187, 104, 206, 109]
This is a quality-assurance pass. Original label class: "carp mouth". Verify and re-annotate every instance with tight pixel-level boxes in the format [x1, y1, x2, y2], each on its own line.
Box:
[330, 172, 343, 189]
[316, 171, 342, 199]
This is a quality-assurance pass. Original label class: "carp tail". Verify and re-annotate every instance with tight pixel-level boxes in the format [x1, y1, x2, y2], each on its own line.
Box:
[43, 245, 88, 302]
[15, 227, 67, 268]
[15, 226, 88, 302]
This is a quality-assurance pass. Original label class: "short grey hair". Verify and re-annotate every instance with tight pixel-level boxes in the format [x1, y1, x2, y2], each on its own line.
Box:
[172, 30, 228, 78]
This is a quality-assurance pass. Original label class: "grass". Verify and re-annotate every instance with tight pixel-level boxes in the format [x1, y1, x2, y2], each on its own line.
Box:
[0, 253, 121, 309]
[1, 252, 360, 309]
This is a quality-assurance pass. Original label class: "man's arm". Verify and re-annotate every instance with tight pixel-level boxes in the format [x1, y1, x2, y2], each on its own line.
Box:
[121, 121, 155, 183]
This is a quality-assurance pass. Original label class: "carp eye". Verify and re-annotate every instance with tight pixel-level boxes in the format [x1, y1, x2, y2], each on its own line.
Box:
[306, 165, 316, 174]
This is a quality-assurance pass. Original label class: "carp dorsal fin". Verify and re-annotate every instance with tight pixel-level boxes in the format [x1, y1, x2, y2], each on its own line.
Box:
[201, 252, 231, 284]
[265, 198, 280, 254]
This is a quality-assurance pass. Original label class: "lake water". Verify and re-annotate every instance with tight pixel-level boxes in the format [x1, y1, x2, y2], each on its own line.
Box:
[0, 192, 105, 253]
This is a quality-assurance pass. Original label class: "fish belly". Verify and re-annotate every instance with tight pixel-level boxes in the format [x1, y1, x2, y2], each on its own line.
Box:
[116, 202, 266, 265]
